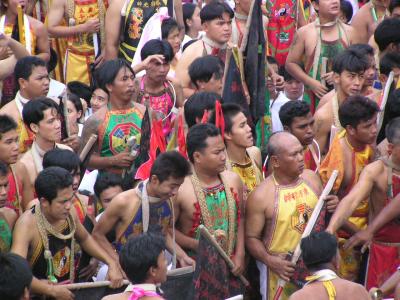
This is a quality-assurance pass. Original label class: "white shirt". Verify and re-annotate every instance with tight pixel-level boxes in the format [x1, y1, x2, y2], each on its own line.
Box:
[270, 92, 302, 133]
[47, 79, 66, 100]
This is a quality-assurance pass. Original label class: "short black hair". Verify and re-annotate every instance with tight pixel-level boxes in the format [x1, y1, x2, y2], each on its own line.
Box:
[0, 253, 33, 300]
[379, 52, 400, 76]
[0, 114, 17, 138]
[14, 56, 47, 88]
[187, 123, 221, 163]
[389, 0, 400, 13]
[67, 81, 92, 103]
[189, 55, 224, 89]
[96, 59, 135, 95]
[200, 1, 234, 24]
[339, 95, 380, 129]
[374, 18, 400, 52]
[348, 43, 374, 58]
[279, 65, 295, 82]
[279, 101, 311, 127]
[184, 92, 221, 127]
[150, 151, 191, 183]
[119, 232, 166, 284]
[48, 48, 58, 73]
[0, 161, 8, 177]
[94, 172, 123, 199]
[35, 167, 73, 203]
[267, 55, 278, 65]
[340, 0, 353, 23]
[66, 93, 84, 122]
[208, 103, 243, 133]
[301, 232, 338, 270]
[386, 116, 400, 144]
[332, 48, 369, 74]
[140, 39, 174, 63]
[161, 18, 179, 40]
[22, 97, 59, 130]
[43, 148, 80, 173]
[183, 3, 197, 33]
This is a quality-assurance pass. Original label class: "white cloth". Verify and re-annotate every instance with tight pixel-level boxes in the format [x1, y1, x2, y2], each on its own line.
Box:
[78, 169, 98, 195]
[47, 79, 66, 100]
[270, 92, 302, 133]
[256, 260, 267, 300]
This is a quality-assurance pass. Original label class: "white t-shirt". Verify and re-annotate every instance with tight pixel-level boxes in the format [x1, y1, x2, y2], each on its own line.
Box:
[270, 92, 302, 133]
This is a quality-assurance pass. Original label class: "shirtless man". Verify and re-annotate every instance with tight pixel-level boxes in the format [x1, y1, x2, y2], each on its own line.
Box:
[80, 59, 145, 175]
[374, 18, 400, 58]
[0, 32, 29, 81]
[174, 123, 245, 275]
[326, 117, 400, 290]
[176, 2, 234, 98]
[92, 151, 194, 267]
[279, 101, 320, 172]
[11, 167, 123, 300]
[246, 132, 338, 300]
[289, 232, 370, 300]
[188, 56, 224, 96]
[313, 49, 368, 155]
[285, 0, 354, 111]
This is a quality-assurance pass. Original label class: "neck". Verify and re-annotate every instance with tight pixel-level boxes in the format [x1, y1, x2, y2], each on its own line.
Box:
[188, 28, 199, 39]
[273, 169, 300, 185]
[318, 14, 337, 25]
[19, 90, 32, 101]
[336, 88, 347, 104]
[35, 136, 56, 152]
[226, 143, 248, 164]
[109, 97, 132, 110]
[346, 133, 367, 151]
[41, 205, 63, 226]
[146, 181, 161, 200]
[235, 9, 249, 19]
[5, 11, 17, 23]
[310, 264, 336, 274]
[144, 75, 164, 91]
[194, 165, 221, 186]
[204, 34, 225, 48]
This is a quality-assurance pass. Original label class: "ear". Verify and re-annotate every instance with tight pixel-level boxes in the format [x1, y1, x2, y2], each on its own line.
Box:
[148, 265, 157, 279]
[22, 287, 30, 300]
[224, 131, 233, 141]
[379, 73, 388, 85]
[346, 125, 356, 137]
[202, 21, 209, 33]
[18, 78, 27, 90]
[105, 83, 112, 94]
[270, 155, 280, 169]
[149, 174, 159, 185]
[387, 142, 394, 155]
[283, 125, 291, 132]
[186, 18, 193, 27]
[333, 72, 340, 86]
[29, 123, 39, 134]
[193, 151, 202, 164]
[40, 197, 50, 208]
[311, 0, 319, 12]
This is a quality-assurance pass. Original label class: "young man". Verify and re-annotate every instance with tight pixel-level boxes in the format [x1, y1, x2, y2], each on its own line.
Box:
[183, 92, 220, 128]
[47, 0, 106, 85]
[94, 172, 123, 213]
[174, 123, 245, 275]
[326, 117, 400, 290]
[279, 101, 320, 171]
[246, 132, 338, 300]
[270, 67, 304, 133]
[320, 95, 379, 281]
[374, 18, 400, 58]
[313, 49, 368, 155]
[289, 232, 369, 300]
[17, 97, 72, 209]
[0, 56, 50, 153]
[102, 233, 167, 300]
[80, 59, 144, 175]
[176, 2, 234, 98]
[11, 167, 123, 300]
[285, 0, 354, 111]
[188, 55, 224, 96]
[92, 151, 194, 267]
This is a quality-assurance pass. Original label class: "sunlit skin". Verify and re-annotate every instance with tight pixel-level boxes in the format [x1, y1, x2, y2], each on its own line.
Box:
[90, 88, 108, 113]
[0, 129, 19, 165]
[285, 113, 315, 146]
[99, 185, 123, 211]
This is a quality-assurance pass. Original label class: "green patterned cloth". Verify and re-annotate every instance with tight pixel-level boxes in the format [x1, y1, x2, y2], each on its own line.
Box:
[0, 218, 12, 253]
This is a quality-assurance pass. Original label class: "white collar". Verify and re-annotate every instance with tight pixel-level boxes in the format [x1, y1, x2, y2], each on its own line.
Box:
[125, 283, 159, 292]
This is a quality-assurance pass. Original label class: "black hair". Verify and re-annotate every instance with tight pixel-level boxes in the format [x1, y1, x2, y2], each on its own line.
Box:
[66, 93, 84, 123]
[14, 56, 47, 88]
[0, 253, 33, 300]
[339, 95, 380, 129]
[35, 167, 73, 203]
[332, 48, 369, 74]
[378, 89, 400, 143]
[150, 151, 191, 183]
[379, 52, 400, 76]
[183, 3, 197, 33]
[182, 39, 198, 53]
[184, 92, 221, 128]
[386, 116, 400, 144]
[0, 161, 8, 177]
[67, 81, 92, 103]
[208, 103, 243, 133]
[389, 0, 400, 13]
[189, 55, 224, 89]
[96, 59, 135, 95]
[200, 1, 234, 24]
[278, 65, 295, 82]
[43, 148, 80, 173]
[348, 43, 374, 58]
[161, 18, 179, 40]
[279, 101, 311, 127]
[0, 114, 17, 138]
[94, 172, 123, 199]
[187, 123, 221, 163]
[340, 0, 353, 23]
[140, 39, 174, 63]
[374, 18, 400, 52]
[22, 97, 59, 130]
[267, 55, 278, 65]
[119, 232, 166, 284]
[47, 48, 58, 73]
[301, 232, 338, 270]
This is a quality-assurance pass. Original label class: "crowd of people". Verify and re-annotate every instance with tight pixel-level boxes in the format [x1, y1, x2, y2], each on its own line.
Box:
[0, 0, 400, 299]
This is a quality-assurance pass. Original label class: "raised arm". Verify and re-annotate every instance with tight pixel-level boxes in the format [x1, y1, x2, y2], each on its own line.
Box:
[32, 20, 50, 62]
[105, 0, 123, 60]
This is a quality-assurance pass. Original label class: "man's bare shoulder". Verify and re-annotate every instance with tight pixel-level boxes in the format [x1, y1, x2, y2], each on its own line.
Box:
[15, 207, 36, 228]
[84, 107, 106, 129]
[246, 146, 262, 167]
[112, 188, 139, 206]
[317, 90, 335, 111]
[249, 177, 275, 202]
[302, 169, 322, 193]
[18, 150, 32, 166]
[133, 101, 146, 115]
[0, 100, 18, 120]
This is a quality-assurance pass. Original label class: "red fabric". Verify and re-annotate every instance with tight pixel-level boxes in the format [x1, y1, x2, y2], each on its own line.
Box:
[303, 147, 317, 171]
[6, 171, 22, 215]
[215, 101, 225, 139]
[178, 114, 187, 158]
[201, 110, 209, 124]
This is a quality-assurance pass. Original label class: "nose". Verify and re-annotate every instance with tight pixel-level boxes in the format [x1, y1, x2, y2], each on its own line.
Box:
[65, 200, 72, 211]
[55, 118, 61, 129]
[0, 186, 7, 196]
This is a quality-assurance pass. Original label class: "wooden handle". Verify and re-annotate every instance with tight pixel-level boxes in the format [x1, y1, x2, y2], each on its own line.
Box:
[17, 5, 24, 45]
[79, 134, 98, 162]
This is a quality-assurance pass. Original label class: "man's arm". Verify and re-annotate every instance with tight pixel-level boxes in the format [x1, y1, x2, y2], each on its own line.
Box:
[232, 174, 245, 276]
[175, 45, 199, 98]
[313, 111, 330, 156]
[105, 0, 123, 60]
[350, 8, 369, 44]
[15, 162, 34, 211]
[165, 228, 194, 267]
[31, 19, 50, 62]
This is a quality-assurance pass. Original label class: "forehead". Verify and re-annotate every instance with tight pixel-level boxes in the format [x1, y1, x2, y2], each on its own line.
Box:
[0, 175, 8, 185]
[203, 135, 224, 150]
[41, 107, 58, 120]
[291, 113, 314, 125]
[116, 67, 133, 78]
[93, 89, 107, 97]
[0, 129, 18, 141]
[54, 186, 73, 200]
[231, 111, 247, 124]
[208, 12, 231, 23]
[29, 65, 48, 77]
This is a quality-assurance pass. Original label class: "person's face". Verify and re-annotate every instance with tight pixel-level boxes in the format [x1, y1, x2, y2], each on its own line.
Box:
[198, 73, 223, 95]
[286, 113, 315, 146]
[316, 0, 340, 17]
[42, 186, 74, 221]
[31, 108, 61, 143]
[225, 112, 253, 148]
[203, 13, 232, 44]
[189, 7, 202, 32]
[151, 176, 185, 199]
[70, 169, 81, 193]
[236, 0, 252, 15]
[364, 55, 377, 88]
[152, 251, 168, 284]
[266, 63, 279, 92]
[107, 67, 135, 102]
[0, 175, 9, 208]
[4, 0, 28, 14]
[167, 27, 181, 54]
[66, 100, 82, 124]
[284, 79, 304, 100]
[0, 129, 19, 165]
[147, 59, 170, 82]
[335, 70, 364, 97]
[339, 10, 348, 23]
[193, 135, 226, 173]
[271, 136, 304, 176]
[90, 88, 108, 113]
[99, 185, 123, 211]
[19, 66, 50, 99]
[391, 6, 400, 18]
[348, 114, 378, 145]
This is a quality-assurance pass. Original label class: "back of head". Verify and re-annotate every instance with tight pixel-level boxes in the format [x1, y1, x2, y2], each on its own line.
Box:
[200, 1, 234, 24]
[187, 123, 221, 163]
[378, 89, 400, 143]
[149, 151, 191, 183]
[94, 172, 123, 199]
[67, 81, 92, 103]
[43, 148, 80, 173]
[161, 18, 179, 40]
[301, 232, 338, 271]
[340, 0, 353, 23]
[96, 59, 135, 95]
[140, 39, 174, 63]
[0, 161, 8, 177]
[389, 0, 400, 14]
[184, 92, 221, 127]
[208, 103, 243, 133]
[386, 116, 400, 145]
[14, 56, 46, 85]
[120, 232, 166, 284]
[379, 52, 400, 76]
[279, 65, 296, 82]
[22, 97, 59, 129]
[332, 48, 369, 74]
[0, 114, 17, 137]
[266, 131, 292, 157]
[189, 55, 224, 88]
[348, 44, 374, 58]
[339, 95, 380, 129]
[0, 253, 33, 300]
[183, 3, 197, 32]
[279, 101, 311, 128]
[35, 167, 73, 203]
[374, 18, 400, 52]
